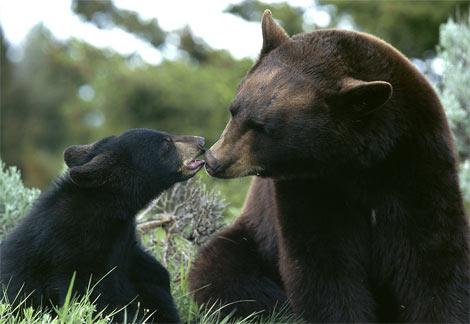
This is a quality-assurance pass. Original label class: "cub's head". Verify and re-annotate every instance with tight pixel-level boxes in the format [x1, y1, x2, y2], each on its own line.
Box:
[64, 128, 205, 200]
[205, 10, 397, 179]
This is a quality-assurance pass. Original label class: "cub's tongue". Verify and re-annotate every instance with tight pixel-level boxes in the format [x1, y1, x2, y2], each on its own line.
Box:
[185, 159, 205, 170]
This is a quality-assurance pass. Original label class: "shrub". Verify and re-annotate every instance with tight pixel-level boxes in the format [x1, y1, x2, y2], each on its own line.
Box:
[139, 178, 226, 244]
[0, 161, 40, 239]
[436, 18, 470, 201]
[137, 178, 226, 280]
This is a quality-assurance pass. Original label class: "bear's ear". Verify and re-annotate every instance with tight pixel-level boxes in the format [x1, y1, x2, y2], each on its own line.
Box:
[334, 77, 393, 115]
[64, 136, 116, 168]
[261, 9, 289, 56]
[64, 144, 94, 168]
[68, 152, 116, 188]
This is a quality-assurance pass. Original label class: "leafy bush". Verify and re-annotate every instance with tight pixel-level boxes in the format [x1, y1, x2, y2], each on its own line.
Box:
[138, 178, 227, 280]
[0, 161, 40, 239]
[436, 18, 470, 201]
[139, 178, 226, 245]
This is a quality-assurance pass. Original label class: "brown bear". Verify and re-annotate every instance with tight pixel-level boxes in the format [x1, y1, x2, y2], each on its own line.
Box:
[188, 10, 470, 323]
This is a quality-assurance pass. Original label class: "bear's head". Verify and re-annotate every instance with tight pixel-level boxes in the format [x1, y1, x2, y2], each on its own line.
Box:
[64, 128, 205, 200]
[205, 10, 402, 179]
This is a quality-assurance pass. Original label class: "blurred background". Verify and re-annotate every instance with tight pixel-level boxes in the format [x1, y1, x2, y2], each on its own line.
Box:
[1, 0, 469, 217]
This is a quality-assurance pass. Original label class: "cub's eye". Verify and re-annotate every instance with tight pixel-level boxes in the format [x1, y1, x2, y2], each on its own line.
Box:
[161, 137, 172, 151]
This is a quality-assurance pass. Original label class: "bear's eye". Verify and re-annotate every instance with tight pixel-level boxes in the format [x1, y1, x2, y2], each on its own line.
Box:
[229, 104, 240, 117]
[248, 119, 265, 133]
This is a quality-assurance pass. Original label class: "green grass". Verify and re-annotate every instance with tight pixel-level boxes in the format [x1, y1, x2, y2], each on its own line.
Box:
[0, 161, 301, 323]
[0, 229, 302, 323]
[2, 139, 470, 321]
[2, 160, 468, 323]
[141, 228, 302, 323]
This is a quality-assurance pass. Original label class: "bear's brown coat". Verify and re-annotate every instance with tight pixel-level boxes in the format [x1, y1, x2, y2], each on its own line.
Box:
[189, 11, 470, 322]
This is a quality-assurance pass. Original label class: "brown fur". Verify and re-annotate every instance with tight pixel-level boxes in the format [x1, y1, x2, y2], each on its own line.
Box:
[190, 11, 470, 323]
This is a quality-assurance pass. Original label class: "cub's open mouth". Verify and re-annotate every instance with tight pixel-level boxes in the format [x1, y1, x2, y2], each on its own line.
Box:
[183, 159, 205, 171]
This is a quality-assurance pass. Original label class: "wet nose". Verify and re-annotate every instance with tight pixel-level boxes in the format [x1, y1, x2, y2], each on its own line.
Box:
[204, 150, 222, 175]
[194, 136, 205, 151]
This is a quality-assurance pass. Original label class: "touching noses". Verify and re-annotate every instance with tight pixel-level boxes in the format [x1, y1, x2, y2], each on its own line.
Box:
[204, 150, 222, 175]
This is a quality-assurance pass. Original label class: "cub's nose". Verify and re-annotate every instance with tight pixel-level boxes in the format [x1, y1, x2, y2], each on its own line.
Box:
[194, 136, 205, 151]
[173, 135, 205, 151]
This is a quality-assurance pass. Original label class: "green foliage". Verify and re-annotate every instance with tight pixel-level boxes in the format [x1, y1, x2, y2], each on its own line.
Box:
[436, 18, 470, 201]
[0, 270, 138, 323]
[178, 27, 213, 63]
[0, 294, 111, 324]
[2, 0, 468, 232]
[225, 0, 306, 35]
[1, 24, 251, 192]
[1, 25, 83, 186]
[72, 0, 166, 48]
[139, 178, 227, 246]
[1, 0, 256, 209]
[204, 174, 252, 220]
[0, 161, 40, 239]
[224, 0, 468, 57]
[320, 0, 468, 57]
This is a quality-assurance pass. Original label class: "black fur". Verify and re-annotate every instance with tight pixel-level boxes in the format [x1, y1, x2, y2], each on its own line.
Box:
[1, 128, 205, 323]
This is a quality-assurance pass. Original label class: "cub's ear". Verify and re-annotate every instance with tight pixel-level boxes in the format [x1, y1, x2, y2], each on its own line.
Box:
[333, 77, 392, 115]
[68, 152, 116, 188]
[64, 136, 116, 168]
[261, 9, 289, 56]
[64, 144, 94, 168]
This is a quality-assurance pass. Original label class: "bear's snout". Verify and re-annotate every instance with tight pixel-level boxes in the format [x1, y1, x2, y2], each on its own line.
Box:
[204, 150, 223, 176]
[173, 135, 206, 178]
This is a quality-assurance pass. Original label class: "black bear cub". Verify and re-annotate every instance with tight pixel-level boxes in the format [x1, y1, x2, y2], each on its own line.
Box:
[0, 128, 206, 323]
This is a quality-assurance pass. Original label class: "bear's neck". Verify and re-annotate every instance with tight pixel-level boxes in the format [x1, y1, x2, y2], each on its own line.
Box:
[26, 177, 139, 267]
[272, 144, 466, 244]
[273, 177, 361, 224]
[48, 176, 144, 223]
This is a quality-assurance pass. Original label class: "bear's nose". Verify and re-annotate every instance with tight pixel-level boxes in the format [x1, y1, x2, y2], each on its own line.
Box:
[204, 150, 222, 175]
[195, 136, 205, 151]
